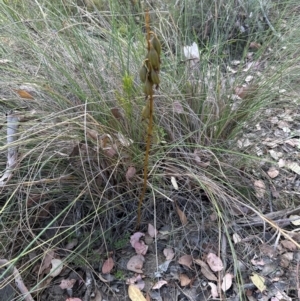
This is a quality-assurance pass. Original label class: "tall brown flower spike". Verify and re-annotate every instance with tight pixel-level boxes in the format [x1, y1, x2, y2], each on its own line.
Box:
[137, 11, 161, 229]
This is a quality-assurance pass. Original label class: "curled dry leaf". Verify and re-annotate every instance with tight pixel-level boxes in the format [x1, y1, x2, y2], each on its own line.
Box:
[128, 284, 147, 301]
[50, 259, 63, 277]
[254, 180, 266, 198]
[126, 166, 136, 181]
[102, 257, 114, 274]
[134, 241, 148, 255]
[194, 259, 217, 281]
[152, 280, 168, 289]
[127, 255, 145, 273]
[148, 223, 158, 238]
[175, 203, 187, 226]
[40, 250, 55, 275]
[208, 282, 219, 298]
[163, 248, 175, 261]
[267, 167, 279, 179]
[206, 253, 223, 272]
[130, 232, 148, 254]
[87, 129, 99, 141]
[111, 107, 123, 119]
[221, 273, 233, 292]
[178, 254, 193, 269]
[130, 233, 145, 248]
[59, 279, 76, 290]
[281, 240, 297, 251]
[179, 274, 191, 286]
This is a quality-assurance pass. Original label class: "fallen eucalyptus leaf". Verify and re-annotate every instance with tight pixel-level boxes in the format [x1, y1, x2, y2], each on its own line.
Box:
[128, 284, 147, 301]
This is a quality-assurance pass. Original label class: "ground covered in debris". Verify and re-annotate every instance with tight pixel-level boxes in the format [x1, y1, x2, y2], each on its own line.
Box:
[0, 1, 299, 301]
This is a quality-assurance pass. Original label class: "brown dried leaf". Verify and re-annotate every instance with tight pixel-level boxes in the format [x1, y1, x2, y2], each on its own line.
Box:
[178, 254, 193, 269]
[281, 239, 297, 251]
[208, 282, 218, 298]
[49, 258, 63, 277]
[267, 167, 279, 178]
[39, 250, 55, 275]
[152, 280, 168, 289]
[15, 89, 34, 99]
[59, 279, 76, 290]
[175, 203, 187, 225]
[87, 129, 99, 141]
[102, 257, 114, 274]
[128, 284, 147, 301]
[234, 84, 258, 99]
[254, 180, 266, 198]
[104, 146, 117, 158]
[194, 259, 217, 281]
[111, 107, 123, 119]
[126, 166, 136, 181]
[163, 248, 175, 261]
[179, 274, 191, 286]
[148, 223, 158, 238]
[221, 273, 233, 292]
[206, 253, 223, 272]
[127, 255, 145, 273]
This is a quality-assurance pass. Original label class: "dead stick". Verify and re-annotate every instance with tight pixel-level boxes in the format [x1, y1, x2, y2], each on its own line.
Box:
[0, 259, 34, 301]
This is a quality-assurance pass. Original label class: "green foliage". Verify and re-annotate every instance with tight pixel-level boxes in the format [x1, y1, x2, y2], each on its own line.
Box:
[113, 232, 130, 250]
[114, 269, 125, 280]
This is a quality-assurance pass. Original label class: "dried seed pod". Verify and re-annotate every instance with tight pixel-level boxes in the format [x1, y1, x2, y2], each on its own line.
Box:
[147, 45, 160, 71]
[141, 103, 150, 120]
[151, 35, 161, 57]
[143, 79, 153, 96]
[150, 69, 160, 85]
[139, 65, 148, 83]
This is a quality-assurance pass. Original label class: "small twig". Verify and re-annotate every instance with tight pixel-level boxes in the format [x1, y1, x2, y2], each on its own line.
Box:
[0, 111, 20, 187]
[0, 259, 34, 301]
[297, 261, 300, 300]
[83, 268, 93, 301]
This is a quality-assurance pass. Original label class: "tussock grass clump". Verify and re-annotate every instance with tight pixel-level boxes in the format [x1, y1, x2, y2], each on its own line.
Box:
[0, 0, 299, 299]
